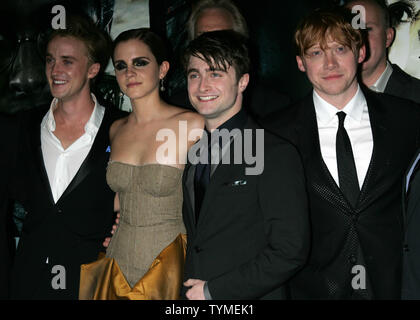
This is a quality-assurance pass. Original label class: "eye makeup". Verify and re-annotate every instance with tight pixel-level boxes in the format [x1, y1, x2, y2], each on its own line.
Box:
[132, 57, 150, 67]
[114, 60, 127, 71]
[114, 57, 151, 72]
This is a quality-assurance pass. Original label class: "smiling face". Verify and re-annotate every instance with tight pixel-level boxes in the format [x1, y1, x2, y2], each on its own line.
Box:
[187, 54, 248, 124]
[113, 39, 168, 101]
[297, 40, 365, 107]
[45, 35, 99, 103]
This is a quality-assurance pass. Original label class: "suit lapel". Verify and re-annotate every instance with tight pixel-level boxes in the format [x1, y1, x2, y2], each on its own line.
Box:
[300, 90, 392, 213]
[384, 64, 409, 98]
[184, 136, 207, 228]
[402, 167, 409, 230]
[356, 90, 389, 211]
[403, 149, 420, 227]
[406, 180, 420, 228]
[28, 108, 55, 206]
[195, 160, 235, 229]
[183, 161, 196, 229]
[56, 107, 111, 204]
[297, 95, 354, 213]
[194, 120, 249, 229]
[36, 145, 55, 206]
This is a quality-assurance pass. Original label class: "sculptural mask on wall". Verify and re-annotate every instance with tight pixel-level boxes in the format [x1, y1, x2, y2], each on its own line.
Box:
[0, 0, 114, 114]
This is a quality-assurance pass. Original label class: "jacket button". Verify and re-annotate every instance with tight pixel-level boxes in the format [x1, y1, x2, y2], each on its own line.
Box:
[348, 254, 357, 264]
[403, 244, 410, 252]
[194, 246, 202, 253]
[57, 208, 63, 214]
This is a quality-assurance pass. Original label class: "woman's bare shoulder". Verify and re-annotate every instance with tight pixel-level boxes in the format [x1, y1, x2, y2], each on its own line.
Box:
[109, 115, 129, 139]
[169, 106, 204, 129]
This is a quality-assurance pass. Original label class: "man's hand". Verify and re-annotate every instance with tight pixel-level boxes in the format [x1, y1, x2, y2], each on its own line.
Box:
[184, 279, 206, 300]
[102, 212, 120, 248]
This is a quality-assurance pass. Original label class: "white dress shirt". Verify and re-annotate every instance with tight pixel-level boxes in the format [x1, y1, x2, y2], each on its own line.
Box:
[41, 94, 105, 203]
[369, 61, 393, 93]
[313, 86, 373, 189]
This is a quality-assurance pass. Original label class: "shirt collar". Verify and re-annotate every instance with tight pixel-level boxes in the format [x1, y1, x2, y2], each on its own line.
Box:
[42, 93, 104, 136]
[84, 94, 105, 136]
[313, 85, 366, 125]
[370, 61, 393, 93]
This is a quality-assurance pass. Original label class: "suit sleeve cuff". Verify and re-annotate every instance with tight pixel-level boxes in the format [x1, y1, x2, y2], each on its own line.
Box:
[204, 281, 213, 300]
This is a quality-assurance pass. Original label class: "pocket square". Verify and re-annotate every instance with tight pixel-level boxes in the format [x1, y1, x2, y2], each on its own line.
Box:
[226, 180, 247, 186]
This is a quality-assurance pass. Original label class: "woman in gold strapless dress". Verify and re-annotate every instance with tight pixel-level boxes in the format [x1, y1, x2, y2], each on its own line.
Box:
[79, 28, 203, 300]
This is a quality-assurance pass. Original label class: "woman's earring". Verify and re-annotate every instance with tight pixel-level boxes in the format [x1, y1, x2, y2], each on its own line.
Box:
[160, 78, 165, 92]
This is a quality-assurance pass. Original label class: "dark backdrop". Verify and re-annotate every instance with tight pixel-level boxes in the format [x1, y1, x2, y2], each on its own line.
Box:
[150, 0, 337, 104]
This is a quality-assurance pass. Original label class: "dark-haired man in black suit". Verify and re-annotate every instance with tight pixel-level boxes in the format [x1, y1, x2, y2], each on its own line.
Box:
[262, 7, 420, 299]
[181, 30, 310, 300]
[167, 0, 291, 119]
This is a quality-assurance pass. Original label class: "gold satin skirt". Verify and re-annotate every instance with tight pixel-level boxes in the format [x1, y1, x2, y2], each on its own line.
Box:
[79, 233, 186, 300]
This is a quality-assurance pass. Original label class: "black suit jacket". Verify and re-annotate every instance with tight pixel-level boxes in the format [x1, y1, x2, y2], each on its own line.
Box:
[182, 116, 310, 299]
[0, 114, 20, 299]
[10, 105, 126, 299]
[385, 63, 420, 104]
[261, 88, 420, 299]
[402, 148, 420, 299]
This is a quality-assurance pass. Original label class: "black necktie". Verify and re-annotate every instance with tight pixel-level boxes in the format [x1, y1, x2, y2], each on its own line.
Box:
[336, 111, 360, 207]
[194, 133, 211, 222]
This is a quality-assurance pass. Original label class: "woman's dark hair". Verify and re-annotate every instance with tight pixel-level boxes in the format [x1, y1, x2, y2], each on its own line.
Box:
[112, 28, 169, 65]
